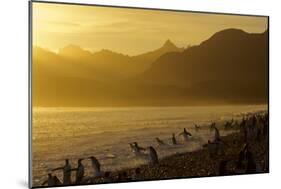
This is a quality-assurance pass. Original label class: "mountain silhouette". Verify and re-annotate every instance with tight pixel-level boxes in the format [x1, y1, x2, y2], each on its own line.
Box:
[136, 39, 183, 59]
[33, 40, 184, 106]
[52, 40, 183, 79]
[131, 39, 184, 71]
[138, 28, 268, 103]
[59, 44, 93, 59]
[33, 29, 268, 106]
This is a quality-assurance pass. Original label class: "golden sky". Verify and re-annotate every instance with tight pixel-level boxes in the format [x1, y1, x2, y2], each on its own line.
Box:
[33, 2, 268, 55]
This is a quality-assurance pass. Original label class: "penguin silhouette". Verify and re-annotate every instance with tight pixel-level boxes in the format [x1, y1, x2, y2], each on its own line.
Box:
[89, 156, 101, 177]
[214, 126, 221, 142]
[172, 133, 177, 145]
[72, 159, 85, 184]
[147, 146, 159, 164]
[52, 159, 71, 185]
[42, 173, 62, 186]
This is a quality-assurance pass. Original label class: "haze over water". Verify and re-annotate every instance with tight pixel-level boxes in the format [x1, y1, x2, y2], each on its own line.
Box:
[32, 105, 267, 186]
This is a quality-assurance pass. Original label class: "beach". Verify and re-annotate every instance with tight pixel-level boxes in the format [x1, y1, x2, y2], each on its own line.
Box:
[90, 131, 268, 185]
[34, 106, 268, 187]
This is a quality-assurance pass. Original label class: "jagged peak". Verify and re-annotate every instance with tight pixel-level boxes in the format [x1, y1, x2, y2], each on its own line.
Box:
[162, 39, 177, 49]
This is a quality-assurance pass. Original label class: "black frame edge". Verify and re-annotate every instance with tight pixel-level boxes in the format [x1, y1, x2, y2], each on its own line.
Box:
[28, 1, 270, 188]
[28, 0, 33, 188]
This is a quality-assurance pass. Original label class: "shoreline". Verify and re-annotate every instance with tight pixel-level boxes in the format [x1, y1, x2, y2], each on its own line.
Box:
[90, 132, 268, 185]
[33, 104, 268, 109]
[36, 111, 269, 187]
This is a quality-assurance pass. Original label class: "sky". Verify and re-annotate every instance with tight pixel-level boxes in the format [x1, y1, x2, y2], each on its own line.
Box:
[32, 2, 268, 56]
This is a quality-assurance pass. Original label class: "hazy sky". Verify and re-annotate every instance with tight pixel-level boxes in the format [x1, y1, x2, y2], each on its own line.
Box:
[33, 2, 268, 55]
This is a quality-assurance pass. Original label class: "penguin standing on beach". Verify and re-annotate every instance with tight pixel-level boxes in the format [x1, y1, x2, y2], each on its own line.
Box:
[42, 174, 54, 186]
[214, 126, 221, 142]
[52, 159, 72, 185]
[72, 159, 85, 184]
[147, 146, 159, 165]
[172, 133, 177, 145]
[42, 173, 62, 187]
[88, 156, 101, 177]
[179, 128, 192, 142]
[213, 126, 227, 155]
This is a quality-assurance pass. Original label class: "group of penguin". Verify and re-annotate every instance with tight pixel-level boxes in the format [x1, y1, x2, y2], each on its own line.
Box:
[42, 156, 101, 187]
[129, 121, 233, 167]
[218, 113, 269, 175]
[41, 113, 268, 187]
[129, 127, 194, 165]
[42, 127, 196, 187]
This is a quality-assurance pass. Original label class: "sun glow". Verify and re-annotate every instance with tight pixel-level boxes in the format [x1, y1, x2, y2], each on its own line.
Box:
[33, 2, 268, 55]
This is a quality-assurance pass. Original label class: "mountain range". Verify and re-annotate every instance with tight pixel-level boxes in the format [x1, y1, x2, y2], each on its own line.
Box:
[33, 28, 268, 106]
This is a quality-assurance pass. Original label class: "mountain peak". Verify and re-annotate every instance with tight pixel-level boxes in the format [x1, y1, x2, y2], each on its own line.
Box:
[59, 44, 93, 58]
[162, 39, 177, 49]
[208, 29, 247, 41]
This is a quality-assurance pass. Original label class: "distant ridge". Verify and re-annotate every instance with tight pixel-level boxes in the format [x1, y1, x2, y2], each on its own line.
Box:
[35, 39, 184, 79]
[33, 28, 268, 106]
[138, 28, 268, 103]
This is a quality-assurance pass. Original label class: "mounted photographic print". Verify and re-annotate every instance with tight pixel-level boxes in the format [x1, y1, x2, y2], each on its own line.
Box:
[29, 1, 269, 188]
